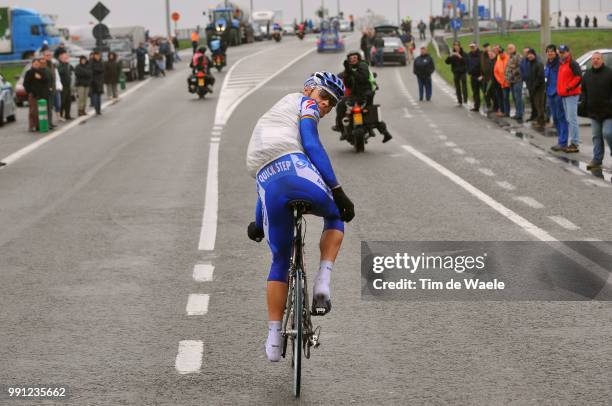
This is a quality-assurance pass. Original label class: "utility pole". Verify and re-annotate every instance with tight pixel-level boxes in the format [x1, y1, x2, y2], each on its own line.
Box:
[337, 0, 340, 17]
[165, 0, 171, 39]
[300, 0, 304, 22]
[500, 0, 507, 35]
[397, 0, 401, 26]
[526, 0, 529, 18]
[541, 0, 551, 57]
[250, 0, 253, 17]
[473, 0, 480, 45]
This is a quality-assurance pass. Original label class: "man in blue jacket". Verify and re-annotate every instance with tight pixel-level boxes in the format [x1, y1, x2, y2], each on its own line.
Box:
[544, 45, 569, 151]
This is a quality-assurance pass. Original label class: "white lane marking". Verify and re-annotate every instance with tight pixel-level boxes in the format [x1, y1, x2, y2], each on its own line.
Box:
[198, 142, 219, 250]
[437, 135, 448, 140]
[496, 181, 516, 191]
[478, 168, 495, 177]
[533, 149, 546, 156]
[452, 148, 466, 155]
[175, 340, 204, 374]
[429, 123, 437, 128]
[583, 237, 603, 242]
[582, 178, 612, 188]
[211, 137, 221, 143]
[546, 156, 557, 162]
[548, 216, 580, 231]
[213, 125, 224, 131]
[0, 77, 152, 166]
[465, 157, 479, 164]
[193, 263, 214, 282]
[444, 141, 457, 147]
[186, 294, 210, 315]
[211, 131, 222, 136]
[513, 196, 545, 209]
[403, 107, 412, 118]
[401, 144, 556, 241]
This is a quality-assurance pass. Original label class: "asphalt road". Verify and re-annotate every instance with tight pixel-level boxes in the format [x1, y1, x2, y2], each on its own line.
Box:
[0, 35, 610, 405]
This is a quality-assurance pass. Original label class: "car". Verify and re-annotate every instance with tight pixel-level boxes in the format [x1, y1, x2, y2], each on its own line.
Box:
[477, 20, 498, 31]
[0, 73, 17, 126]
[371, 37, 407, 66]
[374, 25, 401, 37]
[576, 49, 612, 73]
[510, 19, 540, 29]
[317, 30, 345, 53]
[282, 24, 295, 35]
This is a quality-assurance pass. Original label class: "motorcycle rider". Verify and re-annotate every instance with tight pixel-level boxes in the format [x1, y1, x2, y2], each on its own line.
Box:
[190, 46, 215, 91]
[333, 51, 392, 143]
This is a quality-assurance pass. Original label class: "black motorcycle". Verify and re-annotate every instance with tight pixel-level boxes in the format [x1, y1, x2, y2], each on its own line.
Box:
[340, 98, 381, 152]
[188, 70, 212, 99]
[272, 29, 282, 42]
[296, 31, 305, 40]
[212, 52, 226, 72]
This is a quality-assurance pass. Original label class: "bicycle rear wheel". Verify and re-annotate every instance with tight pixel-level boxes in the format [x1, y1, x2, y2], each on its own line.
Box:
[292, 275, 303, 397]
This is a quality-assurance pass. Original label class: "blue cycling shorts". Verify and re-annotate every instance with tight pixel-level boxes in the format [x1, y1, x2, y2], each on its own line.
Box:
[256, 153, 344, 282]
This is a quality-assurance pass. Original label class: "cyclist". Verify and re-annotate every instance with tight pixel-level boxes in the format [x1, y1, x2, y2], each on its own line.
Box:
[246, 72, 355, 362]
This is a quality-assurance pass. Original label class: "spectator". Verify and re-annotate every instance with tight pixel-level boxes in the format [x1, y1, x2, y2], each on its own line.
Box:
[42, 50, 57, 129]
[593, 16, 598, 28]
[172, 36, 181, 61]
[584, 15, 590, 28]
[372, 35, 385, 67]
[525, 48, 546, 128]
[445, 41, 468, 106]
[90, 51, 104, 115]
[401, 31, 415, 64]
[160, 39, 173, 71]
[575, 15, 582, 28]
[494, 47, 510, 116]
[557, 44, 582, 152]
[545, 45, 569, 151]
[148, 40, 158, 77]
[520, 47, 535, 121]
[413, 46, 435, 101]
[74, 55, 92, 116]
[57, 51, 73, 120]
[505, 44, 524, 122]
[53, 42, 66, 59]
[429, 17, 435, 38]
[104, 51, 121, 100]
[23, 58, 50, 132]
[360, 30, 371, 63]
[480, 43, 494, 111]
[417, 20, 427, 40]
[136, 42, 147, 80]
[581, 52, 612, 170]
[564, 16, 569, 28]
[191, 30, 200, 54]
[466, 42, 482, 112]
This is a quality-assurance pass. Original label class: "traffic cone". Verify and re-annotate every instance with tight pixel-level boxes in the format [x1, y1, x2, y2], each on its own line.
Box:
[37, 99, 49, 133]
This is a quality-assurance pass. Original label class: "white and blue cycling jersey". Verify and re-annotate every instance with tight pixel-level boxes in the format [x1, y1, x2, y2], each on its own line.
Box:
[246, 93, 343, 282]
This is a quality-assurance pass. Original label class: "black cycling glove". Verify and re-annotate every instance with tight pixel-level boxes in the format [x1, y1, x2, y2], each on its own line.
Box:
[332, 187, 355, 223]
[247, 222, 264, 242]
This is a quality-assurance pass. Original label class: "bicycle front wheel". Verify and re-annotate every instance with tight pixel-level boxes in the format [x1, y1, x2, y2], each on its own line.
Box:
[292, 275, 303, 397]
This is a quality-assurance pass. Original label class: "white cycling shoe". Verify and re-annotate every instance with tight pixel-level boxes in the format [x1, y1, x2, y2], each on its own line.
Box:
[265, 322, 282, 362]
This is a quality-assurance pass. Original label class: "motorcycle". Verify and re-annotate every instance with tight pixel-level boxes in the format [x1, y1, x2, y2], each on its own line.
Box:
[188, 71, 211, 99]
[341, 98, 380, 152]
[212, 52, 226, 72]
[272, 29, 282, 42]
[296, 31, 305, 40]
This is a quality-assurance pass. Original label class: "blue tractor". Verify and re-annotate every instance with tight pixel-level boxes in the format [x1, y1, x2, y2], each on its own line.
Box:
[206, 6, 244, 47]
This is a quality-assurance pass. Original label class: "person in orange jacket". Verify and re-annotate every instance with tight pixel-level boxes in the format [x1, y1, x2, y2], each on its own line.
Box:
[556, 44, 582, 152]
[493, 47, 510, 116]
[191, 30, 200, 54]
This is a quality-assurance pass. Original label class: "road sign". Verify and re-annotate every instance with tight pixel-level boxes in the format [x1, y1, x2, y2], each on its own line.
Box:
[172, 12, 180, 22]
[450, 18, 462, 31]
[90, 2, 110, 22]
[92, 23, 110, 41]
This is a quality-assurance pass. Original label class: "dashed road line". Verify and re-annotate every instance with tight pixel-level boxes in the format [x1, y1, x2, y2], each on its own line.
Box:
[478, 168, 495, 177]
[211, 137, 221, 142]
[193, 263, 214, 282]
[513, 196, 545, 209]
[582, 178, 612, 188]
[495, 181, 516, 191]
[186, 294, 210, 315]
[175, 340, 204, 374]
[548, 216, 580, 231]
[444, 141, 457, 147]
[437, 135, 448, 140]
[452, 148, 466, 155]
[465, 157, 479, 164]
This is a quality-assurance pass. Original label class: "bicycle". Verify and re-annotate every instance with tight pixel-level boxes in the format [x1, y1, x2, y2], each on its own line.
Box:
[281, 200, 323, 398]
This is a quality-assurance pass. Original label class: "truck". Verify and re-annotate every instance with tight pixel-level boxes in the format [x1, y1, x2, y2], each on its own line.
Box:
[0, 7, 61, 61]
[205, 2, 251, 47]
[252, 10, 283, 38]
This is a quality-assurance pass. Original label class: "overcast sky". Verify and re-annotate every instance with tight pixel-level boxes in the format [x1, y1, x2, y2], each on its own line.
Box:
[8, 0, 607, 35]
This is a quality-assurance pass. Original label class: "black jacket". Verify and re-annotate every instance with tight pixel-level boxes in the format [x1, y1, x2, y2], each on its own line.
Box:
[581, 65, 612, 121]
[360, 34, 369, 52]
[413, 54, 435, 77]
[23, 67, 50, 99]
[57, 62, 73, 89]
[445, 49, 467, 75]
[104, 59, 122, 84]
[466, 49, 482, 76]
[525, 58, 545, 94]
[90, 59, 105, 93]
[74, 63, 92, 87]
[344, 60, 372, 98]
